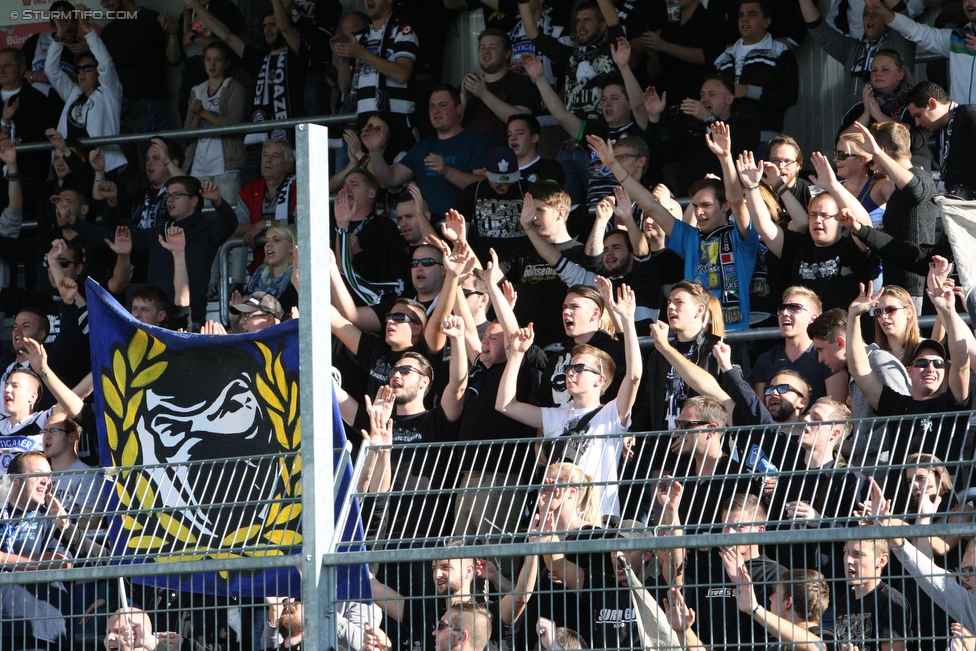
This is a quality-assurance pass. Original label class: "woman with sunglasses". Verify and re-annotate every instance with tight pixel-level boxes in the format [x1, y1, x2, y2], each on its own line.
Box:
[45, 4, 126, 176]
[873, 285, 920, 365]
[833, 133, 891, 230]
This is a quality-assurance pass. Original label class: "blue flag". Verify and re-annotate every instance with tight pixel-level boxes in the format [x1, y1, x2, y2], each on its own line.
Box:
[86, 280, 369, 601]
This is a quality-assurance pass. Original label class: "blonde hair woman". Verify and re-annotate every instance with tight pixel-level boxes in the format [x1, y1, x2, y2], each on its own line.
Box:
[872, 285, 920, 363]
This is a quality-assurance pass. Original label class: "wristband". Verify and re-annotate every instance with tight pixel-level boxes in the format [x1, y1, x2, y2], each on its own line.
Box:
[751, 605, 761, 617]
[6, 173, 21, 182]
[94, 176, 105, 182]
[164, 160, 172, 166]
[773, 181, 787, 197]
[39, 371, 50, 379]
[743, 184, 759, 191]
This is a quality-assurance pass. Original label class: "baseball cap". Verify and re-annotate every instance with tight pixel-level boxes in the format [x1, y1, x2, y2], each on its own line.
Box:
[230, 291, 284, 320]
[911, 338, 948, 362]
[485, 146, 521, 184]
[615, 519, 654, 540]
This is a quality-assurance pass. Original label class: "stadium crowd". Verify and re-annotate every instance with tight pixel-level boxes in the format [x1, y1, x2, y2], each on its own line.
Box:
[0, 0, 976, 649]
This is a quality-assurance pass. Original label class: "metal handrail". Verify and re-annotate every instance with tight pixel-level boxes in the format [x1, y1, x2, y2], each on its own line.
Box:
[12, 112, 357, 153]
[218, 236, 245, 324]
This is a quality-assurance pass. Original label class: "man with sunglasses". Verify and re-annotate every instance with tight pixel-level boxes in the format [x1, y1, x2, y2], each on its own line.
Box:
[750, 287, 844, 404]
[847, 275, 972, 500]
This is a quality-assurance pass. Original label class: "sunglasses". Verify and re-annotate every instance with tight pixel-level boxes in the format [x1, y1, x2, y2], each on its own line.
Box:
[833, 150, 858, 160]
[57, 257, 77, 268]
[764, 383, 805, 398]
[910, 358, 947, 369]
[872, 305, 907, 317]
[385, 312, 421, 325]
[389, 365, 425, 377]
[462, 288, 485, 298]
[411, 257, 442, 268]
[434, 621, 463, 633]
[777, 303, 813, 316]
[566, 362, 602, 375]
[676, 419, 713, 429]
[77, 64, 97, 73]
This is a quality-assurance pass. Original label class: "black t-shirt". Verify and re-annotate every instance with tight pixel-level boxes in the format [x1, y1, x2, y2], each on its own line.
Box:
[462, 71, 540, 147]
[455, 179, 529, 264]
[876, 386, 972, 490]
[521, 157, 566, 185]
[458, 350, 546, 474]
[499, 240, 601, 349]
[778, 230, 876, 311]
[836, 582, 912, 651]
[748, 342, 834, 404]
[686, 554, 786, 651]
[352, 331, 448, 412]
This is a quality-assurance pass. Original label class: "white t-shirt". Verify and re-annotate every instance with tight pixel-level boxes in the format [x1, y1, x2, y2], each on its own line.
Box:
[541, 401, 629, 518]
[0, 407, 54, 476]
[191, 86, 226, 177]
[730, 40, 763, 80]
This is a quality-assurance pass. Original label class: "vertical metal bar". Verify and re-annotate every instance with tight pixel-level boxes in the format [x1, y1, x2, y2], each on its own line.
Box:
[296, 122, 335, 651]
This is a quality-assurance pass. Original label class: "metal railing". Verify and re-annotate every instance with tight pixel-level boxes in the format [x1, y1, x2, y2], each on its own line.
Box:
[3, 410, 972, 650]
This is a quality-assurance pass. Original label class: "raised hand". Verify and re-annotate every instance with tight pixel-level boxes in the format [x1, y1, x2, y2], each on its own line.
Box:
[705, 121, 732, 157]
[332, 187, 354, 228]
[486, 247, 504, 287]
[519, 192, 536, 231]
[610, 35, 631, 68]
[654, 475, 683, 511]
[761, 160, 782, 187]
[612, 185, 633, 220]
[851, 120, 882, 155]
[106, 226, 132, 256]
[664, 587, 695, 633]
[98, 180, 118, 202]
[200, 320, 228, 335]
[158, 226, 186, 254]
[509, 323, 535, 356]
[680, 97, 709, 122]
[730, 559, 761, 614]
[849, 281, 881, 317]
[586, 135, 617, 170]
[595, 196, 614, 224]
[441, 208, 466, 244]
[643, 86, 666, 118]
[609, 283, 637, 320]
[462, 72, 488, 99]
[158, 12, 177, 34]
[735, 151, 763, 188]
[501, 280, 518, 310]
[88, 148, 106, 172]
[22, 337, 50, 375]
[0, 138, 17, 167]
[342, 129, 365, 161]
[44, 129, 67, 154]
[703, 342, 729, 374]
[57, 277, 79, 305]
[809, 151, 838, 189]
[200, 181, 221, 204]
[47, 239, 68, 263]
[929, 254, 953, 289]
[520, 54, 544, 80]
[360, 389, 394, 447]
[440, 314, 465, 339]
[650, 319, 670, 349]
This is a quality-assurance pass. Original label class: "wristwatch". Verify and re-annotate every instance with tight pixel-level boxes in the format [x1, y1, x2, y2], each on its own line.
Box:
[705, 113, 719, 126]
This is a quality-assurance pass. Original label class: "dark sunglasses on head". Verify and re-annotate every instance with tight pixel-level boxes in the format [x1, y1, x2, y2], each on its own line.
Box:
[411, 257, 442, 268]
[910, 358, 947, 369]
[77, 64, 97, 73]
[462, 288, 485, 298]
[385, 312, 421, 325]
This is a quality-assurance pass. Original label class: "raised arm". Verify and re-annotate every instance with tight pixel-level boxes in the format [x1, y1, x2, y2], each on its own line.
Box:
[587, 135, 676, 235]
[439, 314, 468, 422]
[424, 233, 465, 353]
[604, 280, 642, 421]
[522, 54, 581, 139]
[24, 338, 84, 418]
[847, 282, 885, 409]
[611, 37, 647, 128]
[357, 386, 395, 494]
[484, 248, 521, 337]
[184, 0, 246, 58]
[707, 122, 749, 238]
[159, 226, 189, 309]
[737, 152, 784, 257]
[651, 321, 734, 417]
[927, 259, 971, 404]
[495, 324, 544, 428]
[584, 195, 614, 258]
[270, 0, 301, 53]
[809, 152, 873, 250]
[105, 226, 133, 296]
[852, 121, 915, 189]
[761, 161, 808, 232]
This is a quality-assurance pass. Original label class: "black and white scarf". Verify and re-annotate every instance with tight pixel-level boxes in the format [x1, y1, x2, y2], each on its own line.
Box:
[875, 81, 913, 117]
[249, 47, 292, 142]
[939, 102, 960, 179]
[850, 37, 886, 79]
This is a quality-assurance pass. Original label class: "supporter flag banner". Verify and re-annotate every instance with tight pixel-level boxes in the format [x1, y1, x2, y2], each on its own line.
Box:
[86, 280, 369, 600]
[939, 197, 976, 304]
